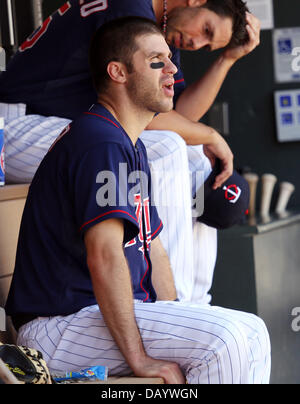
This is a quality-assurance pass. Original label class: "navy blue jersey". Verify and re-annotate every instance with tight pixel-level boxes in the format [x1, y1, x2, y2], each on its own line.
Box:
[0, 0, 185, 119]
[5, 103, 163, 319]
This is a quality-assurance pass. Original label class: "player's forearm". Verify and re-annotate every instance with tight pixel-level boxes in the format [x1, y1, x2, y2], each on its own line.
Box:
[175, 55, 235, 122]
[88, 251, 147, 371]
[147, 109, 217, 146]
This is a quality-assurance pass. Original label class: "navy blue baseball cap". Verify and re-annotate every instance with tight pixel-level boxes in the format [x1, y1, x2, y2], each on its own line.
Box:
[196, 160, 250, 230]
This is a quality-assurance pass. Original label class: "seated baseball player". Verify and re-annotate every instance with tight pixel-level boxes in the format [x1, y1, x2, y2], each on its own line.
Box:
[0, 0, 261, 303]
[5, 17, 270, 384]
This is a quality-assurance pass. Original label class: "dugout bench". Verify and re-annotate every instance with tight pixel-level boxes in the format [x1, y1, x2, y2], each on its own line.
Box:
[0, 184, 164, 384]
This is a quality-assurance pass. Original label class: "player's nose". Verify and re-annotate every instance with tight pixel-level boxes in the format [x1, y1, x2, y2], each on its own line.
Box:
[163, 58, 178, 76]
[190, 36, 210, 51]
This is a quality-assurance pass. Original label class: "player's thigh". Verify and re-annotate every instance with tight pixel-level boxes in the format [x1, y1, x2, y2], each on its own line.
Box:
[17, 306, 130, 375]
[134, 301, 265, 384]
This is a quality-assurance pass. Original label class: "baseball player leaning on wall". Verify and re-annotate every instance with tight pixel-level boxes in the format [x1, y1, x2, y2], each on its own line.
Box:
[0, 0, 261, 302]
[5, 17, 271, 384]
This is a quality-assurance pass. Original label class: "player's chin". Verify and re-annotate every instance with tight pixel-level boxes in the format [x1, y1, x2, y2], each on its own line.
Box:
[157, 99, 174, 113]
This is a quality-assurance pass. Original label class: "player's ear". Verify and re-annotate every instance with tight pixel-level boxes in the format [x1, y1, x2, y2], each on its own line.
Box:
[106, 61, 127, 85]
[187, 0, 207, 7]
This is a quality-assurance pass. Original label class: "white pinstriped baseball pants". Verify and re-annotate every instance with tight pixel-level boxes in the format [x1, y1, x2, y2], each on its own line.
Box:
[17, 302, 271, 384]
[0, 103, 217, 303]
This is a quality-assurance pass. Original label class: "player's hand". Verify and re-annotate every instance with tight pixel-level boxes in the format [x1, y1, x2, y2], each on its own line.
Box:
[132, 355, 186, 384]
[223, 12, 261, 63]
[203, 130, 234, 190]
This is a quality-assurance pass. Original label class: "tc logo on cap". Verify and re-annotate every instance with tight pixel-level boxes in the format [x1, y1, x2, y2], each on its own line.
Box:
[196, 160, 250, 229]
[223, 184, 241, 204]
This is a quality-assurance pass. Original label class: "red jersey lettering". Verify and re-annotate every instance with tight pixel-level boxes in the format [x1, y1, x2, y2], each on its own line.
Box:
[80, 0, 108, 17]
[19, 16, 53, 52]
[125, 194, 152, 253]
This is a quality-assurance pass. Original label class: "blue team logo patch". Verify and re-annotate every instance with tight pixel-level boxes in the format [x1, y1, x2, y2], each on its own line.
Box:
[278, 39, 292, 55]
[280, 95, 292, 108]
[281, 113, 293, 125]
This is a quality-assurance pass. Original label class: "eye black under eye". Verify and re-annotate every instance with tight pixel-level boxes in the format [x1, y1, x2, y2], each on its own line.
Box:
[150, 62, 165, 69]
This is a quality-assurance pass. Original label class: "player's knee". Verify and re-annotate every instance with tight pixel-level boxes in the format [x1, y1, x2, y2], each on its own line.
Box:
[244, 313, 271, 355]
[219, 313, 270, 381]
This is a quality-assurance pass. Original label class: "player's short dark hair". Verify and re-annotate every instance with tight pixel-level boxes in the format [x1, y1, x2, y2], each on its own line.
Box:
[203, 0, 249, 47]
[89, 16, 163, 93]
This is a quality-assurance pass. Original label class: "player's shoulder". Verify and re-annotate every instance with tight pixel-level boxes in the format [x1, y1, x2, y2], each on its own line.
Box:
[74, 105, 125, 143]
[108, 0, 155, 20]
[78, 111, 121, 136]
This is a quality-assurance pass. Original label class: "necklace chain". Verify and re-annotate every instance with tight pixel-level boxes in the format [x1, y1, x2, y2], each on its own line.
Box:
[162, 0, 168, 35]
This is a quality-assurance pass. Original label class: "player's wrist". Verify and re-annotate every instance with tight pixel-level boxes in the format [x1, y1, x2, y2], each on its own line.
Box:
[221, 50, 239, 65]
[129, 352, 153, 375]
[207, 128, 222, 145]
[124, 343, 149, 372]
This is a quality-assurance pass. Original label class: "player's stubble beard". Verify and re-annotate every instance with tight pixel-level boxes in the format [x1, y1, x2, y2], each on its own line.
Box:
[126, 69, 174, 115]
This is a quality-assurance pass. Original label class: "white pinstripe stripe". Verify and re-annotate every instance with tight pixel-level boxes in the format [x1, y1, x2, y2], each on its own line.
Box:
[141, 130, 195, 300]
[17, 302, 271, 384]
[186, 145, 212, 197]
[141, 131, 217, 304]
[191, 222, 217, 304]
[0, 103, 26, 121]
[4, 113, 71, 182]
[154, 303, 271, 384]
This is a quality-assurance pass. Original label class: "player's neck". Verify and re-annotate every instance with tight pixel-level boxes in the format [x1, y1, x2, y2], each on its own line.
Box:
[97, 95, 154, 145]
